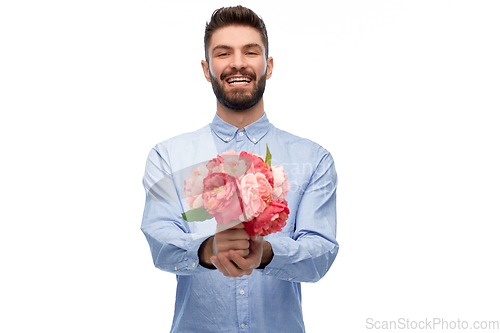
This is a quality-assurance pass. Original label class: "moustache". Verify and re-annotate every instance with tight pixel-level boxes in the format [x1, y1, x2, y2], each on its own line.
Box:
[220, 70, 257, 81]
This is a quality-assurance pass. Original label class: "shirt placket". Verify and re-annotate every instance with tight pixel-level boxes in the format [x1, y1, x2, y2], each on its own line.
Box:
[236, 129, 247, 151]
[236, 276, 249, 331]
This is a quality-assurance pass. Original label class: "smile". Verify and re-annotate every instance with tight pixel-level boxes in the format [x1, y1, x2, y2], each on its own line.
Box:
[226, 76, 252, 86]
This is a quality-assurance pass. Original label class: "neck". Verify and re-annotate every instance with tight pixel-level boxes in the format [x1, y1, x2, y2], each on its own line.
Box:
[216, 99, 265, 129]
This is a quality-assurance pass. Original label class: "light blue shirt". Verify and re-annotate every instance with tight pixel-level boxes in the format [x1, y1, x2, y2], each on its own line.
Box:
[141, 113, 339, 332]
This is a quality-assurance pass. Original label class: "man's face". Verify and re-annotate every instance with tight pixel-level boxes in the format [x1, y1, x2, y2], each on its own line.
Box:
[202, 25, 273, 111]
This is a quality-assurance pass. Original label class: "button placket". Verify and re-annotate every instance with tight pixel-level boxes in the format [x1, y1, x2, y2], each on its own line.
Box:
[235, 277, 249, 331]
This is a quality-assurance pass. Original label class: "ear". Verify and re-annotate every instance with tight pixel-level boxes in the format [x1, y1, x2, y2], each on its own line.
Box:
[201, 60, 211, 82]
[265, 57, 274, 80]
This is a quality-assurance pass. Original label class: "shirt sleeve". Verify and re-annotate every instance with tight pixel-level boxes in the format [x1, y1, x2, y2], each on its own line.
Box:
[262, 151, 339, 283]
[140, 146, 214, 275]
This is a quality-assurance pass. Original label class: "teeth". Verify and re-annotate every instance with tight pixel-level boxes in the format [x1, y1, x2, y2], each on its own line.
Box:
[227, 77, 251, 84]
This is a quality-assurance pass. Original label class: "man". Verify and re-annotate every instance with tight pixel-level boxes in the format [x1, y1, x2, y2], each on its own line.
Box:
[141, 6, 339, 332]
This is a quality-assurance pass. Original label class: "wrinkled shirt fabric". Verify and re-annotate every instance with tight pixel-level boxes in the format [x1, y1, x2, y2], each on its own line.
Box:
[141, 113, 339, 332]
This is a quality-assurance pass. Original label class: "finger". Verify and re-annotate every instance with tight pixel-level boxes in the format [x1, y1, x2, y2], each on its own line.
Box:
[218, 253, 245, 278]
[216, 239, 250, 253]
[215, 229, 250, 242]
[249, 235, 264, 255]
[214, 235, 250, 254]
[228, 250, 257, 272]
[234, 249, 249, 257]
[217, 253, 240, 277]
[231, 223, 245, 229]
[233, 229, 251, 239]
[216, 250, 249, 259]
[250, 234, 263, 242]
[230, 237, 263, 271]
[211, 256, 230, 277]
[219, 249, 249, 257]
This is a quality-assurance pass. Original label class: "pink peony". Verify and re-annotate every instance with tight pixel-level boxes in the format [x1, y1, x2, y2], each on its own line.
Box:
[202, 173, 243, 224]
[244, 200, 290, 236]
[184, 163, 209, 209]
[240, 151, 274, 187]
[221, 151, 247, 178]
[238, 172, 272, 221]
[206, 155, 223, 174]
[271, 165, 291, 202]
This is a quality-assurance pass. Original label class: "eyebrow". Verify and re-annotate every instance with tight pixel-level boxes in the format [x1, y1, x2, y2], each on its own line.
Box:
[212, 45, 231, 54]
[211, 43, 264, 55]
[243, 43, 263, 51]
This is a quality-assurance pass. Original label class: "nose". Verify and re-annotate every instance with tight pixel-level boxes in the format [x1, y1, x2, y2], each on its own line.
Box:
[230, 51, 247, 70]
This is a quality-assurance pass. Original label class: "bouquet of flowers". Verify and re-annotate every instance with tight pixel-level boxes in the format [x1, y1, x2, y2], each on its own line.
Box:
[182, 145, 290, 236]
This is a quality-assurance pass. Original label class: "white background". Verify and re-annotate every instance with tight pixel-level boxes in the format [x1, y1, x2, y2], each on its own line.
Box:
[1, 0, 499, 332]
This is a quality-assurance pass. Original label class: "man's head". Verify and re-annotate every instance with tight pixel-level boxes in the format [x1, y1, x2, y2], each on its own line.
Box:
[202, 6, 273, 111]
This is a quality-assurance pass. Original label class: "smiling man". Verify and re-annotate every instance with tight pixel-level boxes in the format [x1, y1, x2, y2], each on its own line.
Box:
[202, 25, 271, 115]
[141, 6, 339, 332]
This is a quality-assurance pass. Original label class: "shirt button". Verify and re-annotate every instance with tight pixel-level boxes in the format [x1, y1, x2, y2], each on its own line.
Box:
[174, 267, 178, 271]
[225, 137, 231, 141]
[241, 323, 246, 328]
[192, 262, 196, 268]
[252, 138, 256, 142]
[288, 278, 292, 281]
[239, 132, 245, 136]
[239, 289, 245, 295]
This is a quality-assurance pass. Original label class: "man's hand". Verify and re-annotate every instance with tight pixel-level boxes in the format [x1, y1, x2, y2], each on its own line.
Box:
[211, 236, 274, 277]
[198, 223, 250, 268]
[199, 223, 275, 276]
[211, 234, 264, 277]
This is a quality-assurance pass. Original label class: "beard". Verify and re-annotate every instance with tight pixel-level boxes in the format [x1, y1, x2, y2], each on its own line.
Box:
[210, 70, 266, 111]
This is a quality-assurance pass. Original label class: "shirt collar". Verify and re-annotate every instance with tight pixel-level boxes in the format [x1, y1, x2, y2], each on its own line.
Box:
[210, 112, 271, 144]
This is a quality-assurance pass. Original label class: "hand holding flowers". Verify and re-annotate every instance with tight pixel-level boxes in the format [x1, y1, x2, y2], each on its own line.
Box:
[198, 222, 268, 277]
[186, 146, 288, 276]
[211, 233, 265, 277]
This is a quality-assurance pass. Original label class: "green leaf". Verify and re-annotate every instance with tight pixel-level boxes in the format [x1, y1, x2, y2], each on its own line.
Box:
[182, 206, 213, 222]
[265, 143, 272, 168]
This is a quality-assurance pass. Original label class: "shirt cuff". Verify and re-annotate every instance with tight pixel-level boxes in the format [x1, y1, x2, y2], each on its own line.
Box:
[259, 237, 296, 281]
[169, 236, 216, 274]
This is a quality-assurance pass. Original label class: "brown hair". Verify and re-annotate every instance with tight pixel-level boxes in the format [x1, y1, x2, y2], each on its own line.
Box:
[204, 6, 269, 61]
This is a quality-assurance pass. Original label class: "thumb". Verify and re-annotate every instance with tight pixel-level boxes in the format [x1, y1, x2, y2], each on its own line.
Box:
[251, 234, 262, 242]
